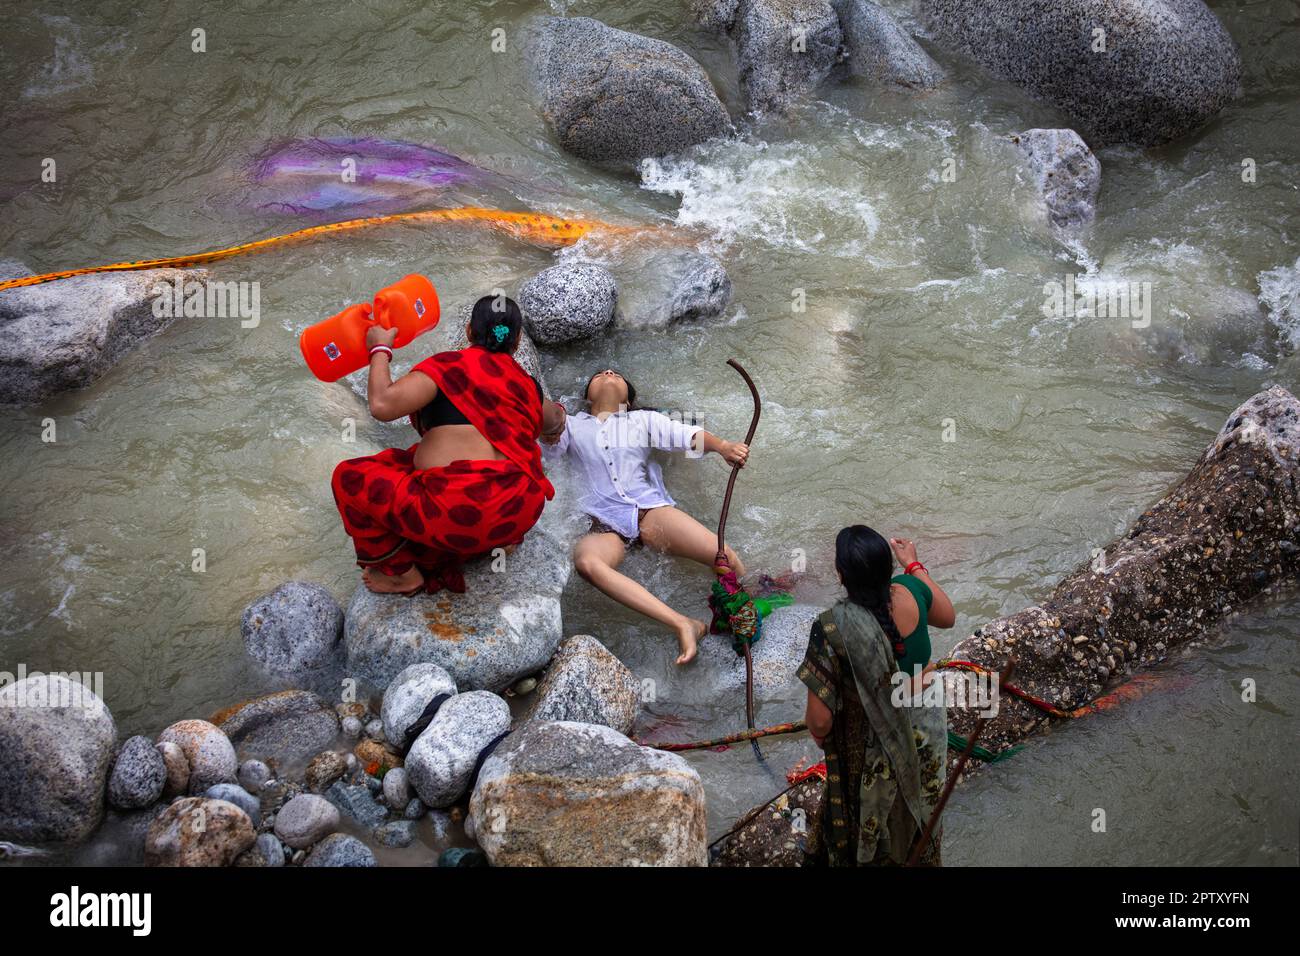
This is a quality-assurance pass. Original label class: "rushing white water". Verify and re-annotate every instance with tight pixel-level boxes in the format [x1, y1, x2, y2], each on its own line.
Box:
[0, 0, 1297, 865]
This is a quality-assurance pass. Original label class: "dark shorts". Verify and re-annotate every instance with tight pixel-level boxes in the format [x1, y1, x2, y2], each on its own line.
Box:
[588, 507, 660, 547]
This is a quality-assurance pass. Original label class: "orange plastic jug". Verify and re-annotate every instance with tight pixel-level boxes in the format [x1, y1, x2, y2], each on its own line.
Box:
[372, 274, 440, 348]
[299, 275, 440, 382]
[300, 303, 376, 382]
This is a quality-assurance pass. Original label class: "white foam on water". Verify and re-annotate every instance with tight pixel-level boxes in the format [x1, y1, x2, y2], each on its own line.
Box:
[1258, 256, 1300, 350]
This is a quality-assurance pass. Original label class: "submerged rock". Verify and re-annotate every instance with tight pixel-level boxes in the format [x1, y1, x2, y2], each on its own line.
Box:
[527, 16, 730, 165]
[1009, 128, 1101, 230]
[304, 832, 376, 867]
[240, 581, 343, 680]
[406, 691, 512, 808]
[948, 386, 1300, 752]
[695, 603, 819, 715]
[344, 516, 571, 692]
[519, 262, 618, 346]
[381, 662, 458, 749]
[156, 719, 238, 794]
[915, 0, 1241, 147]
[107, 735, 167, 811]
[833, 0, 944, 90]
[144, 797, 256, 867]
[0, 674, 117, 843]
[470, 721, 708, 866]
[209, 690, 340, 765]
[523, 634, 641, 735]
[324, 779, 389, 828]
[274, 793, 340, 849]
[204, 783, 261, 828]
[0, 267, 207, 405]
[616, 250, 733, 329]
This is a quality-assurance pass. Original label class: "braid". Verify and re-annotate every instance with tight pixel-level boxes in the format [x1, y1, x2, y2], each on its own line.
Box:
[847, 583, 905, 659]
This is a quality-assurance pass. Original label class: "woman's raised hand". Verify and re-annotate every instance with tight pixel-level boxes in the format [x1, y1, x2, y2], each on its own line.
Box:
[889, 537, 919, 567]
[366, 323, 399, 350]
[722, 441, 750, 467]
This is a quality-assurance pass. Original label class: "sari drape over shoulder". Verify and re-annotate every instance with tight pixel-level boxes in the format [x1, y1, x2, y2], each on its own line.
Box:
[798, 599, 946, 865]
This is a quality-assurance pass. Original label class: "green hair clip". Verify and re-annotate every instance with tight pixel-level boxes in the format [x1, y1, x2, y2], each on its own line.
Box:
[492, 324, 510, 343]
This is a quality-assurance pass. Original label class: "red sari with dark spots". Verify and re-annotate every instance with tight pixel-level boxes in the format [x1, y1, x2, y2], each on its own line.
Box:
[330, 346, 555, 593]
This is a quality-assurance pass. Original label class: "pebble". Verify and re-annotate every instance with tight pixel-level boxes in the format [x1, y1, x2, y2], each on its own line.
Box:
[237, 759, 272, 794]
[374, 820, 417, 848]
[341, 716, 363, 739]
[274, 794, 340, 849]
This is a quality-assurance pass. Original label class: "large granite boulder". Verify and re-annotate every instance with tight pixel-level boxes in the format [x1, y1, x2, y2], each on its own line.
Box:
[696, 603, 819, 709]
[406, 691, 512, 808]
[144, 797, 256, 867]
[0, 673, 117, 843]
[156, 719, 238, 794]
[519, 262, 618, 346]
[834, 0, 944, 90]
[1009, 128, 1101, 230]
[381, 662, 458, 748]
[731, 0, 843, 113]
[240, 581, 343, 680]
[523, 634, 640, 735]
[949, 386, 1300, 751]
[469, 721, 708, 866]
[0, 267, 207, 404]
[209, 690, 340, 765]
[344, 515, 571, 692]
[915, 0, 1241, 147]
[527, 16, 730, 165]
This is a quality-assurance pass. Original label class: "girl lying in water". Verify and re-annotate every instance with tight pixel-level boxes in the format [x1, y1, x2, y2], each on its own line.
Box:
[332, 295, 566, 595]
[542, 369, 749, 664]
[800, 525, 956, 865]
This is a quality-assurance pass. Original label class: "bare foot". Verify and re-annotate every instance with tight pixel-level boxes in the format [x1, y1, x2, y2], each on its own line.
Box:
[362, 566, 424, 594]
[674, 618, 707, 665]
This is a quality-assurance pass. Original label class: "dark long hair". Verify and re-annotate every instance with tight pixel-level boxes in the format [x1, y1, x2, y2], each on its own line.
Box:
[469, 294, 523, 353]
[835, 525, 904, 655]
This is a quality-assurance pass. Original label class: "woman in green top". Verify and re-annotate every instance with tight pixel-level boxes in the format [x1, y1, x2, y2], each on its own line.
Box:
[799, 525, 956, 865]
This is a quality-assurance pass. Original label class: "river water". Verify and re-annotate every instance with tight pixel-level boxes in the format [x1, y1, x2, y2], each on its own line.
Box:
[0, 0, 1296, 865]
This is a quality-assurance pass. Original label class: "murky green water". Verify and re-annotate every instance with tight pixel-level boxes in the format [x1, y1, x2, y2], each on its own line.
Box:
[1, 0, 1297, 864]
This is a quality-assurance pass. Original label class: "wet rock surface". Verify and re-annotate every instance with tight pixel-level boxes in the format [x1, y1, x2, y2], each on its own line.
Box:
[833, 0, 944, 90]
[156, 719, 238, 795]
[523, 634, 641, 735]
[406, 691, 512, 808]
[711, 777, 825, 866]
[1009, 128, 1101, 230]
[732, 0, 844, 113]
[144, 797, 256, 867]
[209, 689, 340, 765]
[240, 581, 343, 680]
[107, 734, 167, 811]
[519, 262, 618, 346]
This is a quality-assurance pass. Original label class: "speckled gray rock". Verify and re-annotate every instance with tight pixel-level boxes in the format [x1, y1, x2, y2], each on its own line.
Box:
[732, 0, 843, 113]
[688, 0, 742, 31]
[833, 0, 944, 89]
[0, 267, 207, 405]
[527, 16, 730, 165]
[274, 794, 340, 849]
[240, 581, 343, 679]
[156, 741, 189, 798]
[303, 832, 376, 867]
[404, 798, 426, 820]
[1010, 128, 1101, 230]
[519, 262, 618, 346]
[324, 780, 389, 828]
[916, 0, 1241, 147]
[237, 759, 271, 794]
[383, 767, 412, 809]
[156, 719, 237, 795]
[344, 514, 571, 692]
[237, 831, 286, 867]
[406, 692, 512, 808]
[107, 735, 166, 810]
[374, 819, 417, 848]
[381, 663, 458, 748]
[470, 721, 707, 866]
[204, 783, 261, 828]
[209, 690, 340, 764]
[0, 674, 117, 843]
[341, 716, 363, 739]
[617, 250, 733, 329]
[524, 635, 641, 735]
[144, 797, 256, 867]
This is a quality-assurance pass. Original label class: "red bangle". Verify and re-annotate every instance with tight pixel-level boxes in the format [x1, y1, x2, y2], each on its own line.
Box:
[905, 562, 926, 576]
[369, 345, 393, 360]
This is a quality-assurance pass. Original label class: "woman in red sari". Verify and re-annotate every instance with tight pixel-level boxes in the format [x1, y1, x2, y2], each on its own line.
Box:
[331, 295, 565, 594]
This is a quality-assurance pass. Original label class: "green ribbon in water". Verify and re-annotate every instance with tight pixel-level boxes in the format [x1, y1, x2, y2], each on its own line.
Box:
[947, 730, 1022, 763]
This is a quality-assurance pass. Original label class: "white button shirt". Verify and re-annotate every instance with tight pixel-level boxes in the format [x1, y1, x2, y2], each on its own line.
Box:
[547, 408, 703, 540]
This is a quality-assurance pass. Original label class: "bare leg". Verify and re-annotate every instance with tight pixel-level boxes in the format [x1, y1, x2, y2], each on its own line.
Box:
[573, 531, 706, 665]
[362, 566, 424, 594]
[638, 506, 746, 577]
